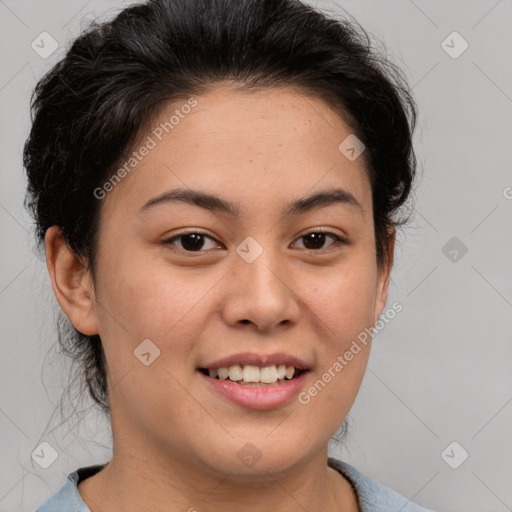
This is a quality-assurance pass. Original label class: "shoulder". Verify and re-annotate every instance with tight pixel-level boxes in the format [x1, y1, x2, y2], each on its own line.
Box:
[35, 464, 106, 512]
[328, 457, 435, 512]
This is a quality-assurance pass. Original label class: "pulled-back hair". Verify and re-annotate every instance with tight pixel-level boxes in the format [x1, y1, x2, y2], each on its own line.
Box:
[24, 0, 417, 413]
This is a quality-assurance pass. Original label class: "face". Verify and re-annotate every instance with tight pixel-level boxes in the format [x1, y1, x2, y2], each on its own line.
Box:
[70, 86, 392, 477]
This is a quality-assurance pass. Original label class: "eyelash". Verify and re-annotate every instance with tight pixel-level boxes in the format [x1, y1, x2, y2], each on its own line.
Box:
[163, 229, 348, 254]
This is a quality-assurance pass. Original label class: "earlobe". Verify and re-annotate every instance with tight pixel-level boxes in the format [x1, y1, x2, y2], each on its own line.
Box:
[374, 227, 396, 322]
[45, 226, 99, 336]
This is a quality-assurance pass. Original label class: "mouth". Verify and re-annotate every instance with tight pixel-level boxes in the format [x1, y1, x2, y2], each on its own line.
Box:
[198, 364, 307, 386]
[197, 352, 310, 409]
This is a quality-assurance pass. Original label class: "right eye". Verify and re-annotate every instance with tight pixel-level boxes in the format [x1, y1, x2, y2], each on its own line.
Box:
[163, 232, 223, 253]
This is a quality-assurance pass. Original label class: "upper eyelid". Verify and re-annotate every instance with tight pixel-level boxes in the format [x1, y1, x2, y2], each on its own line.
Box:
[165, 229, 346, 250]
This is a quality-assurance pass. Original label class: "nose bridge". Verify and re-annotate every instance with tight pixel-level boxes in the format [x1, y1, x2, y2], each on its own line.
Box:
[237, 240, 288, 301]
[223, 237, 301, 330]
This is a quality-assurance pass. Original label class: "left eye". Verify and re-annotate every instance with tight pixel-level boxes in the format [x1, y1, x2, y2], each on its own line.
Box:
[292, 231, 345, 250]
[164, 231, 345, 253]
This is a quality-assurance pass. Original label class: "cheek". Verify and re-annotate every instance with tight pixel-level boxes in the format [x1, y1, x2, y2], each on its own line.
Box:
[96, 252, 211, 340]
[95, 260, 215, 425]
[92, 255, 214, 395]
[298, 271, 374, 426]
[302, 259, 378, 341]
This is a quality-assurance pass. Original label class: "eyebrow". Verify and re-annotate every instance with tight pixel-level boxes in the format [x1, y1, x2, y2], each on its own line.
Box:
[137, 187, 364, 218]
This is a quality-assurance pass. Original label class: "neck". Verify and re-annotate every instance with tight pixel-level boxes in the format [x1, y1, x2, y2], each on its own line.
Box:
[78, 446, 358, 512]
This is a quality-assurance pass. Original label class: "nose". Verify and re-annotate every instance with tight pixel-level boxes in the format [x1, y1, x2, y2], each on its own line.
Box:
[221, 247, 302, 333]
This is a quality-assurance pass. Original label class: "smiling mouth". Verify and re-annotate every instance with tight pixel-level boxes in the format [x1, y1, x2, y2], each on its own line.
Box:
[198, 364, 306, 386]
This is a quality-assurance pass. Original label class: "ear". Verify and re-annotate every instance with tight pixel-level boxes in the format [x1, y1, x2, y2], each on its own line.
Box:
[374, 227, 396, 323]
[45, 226, 99, 336]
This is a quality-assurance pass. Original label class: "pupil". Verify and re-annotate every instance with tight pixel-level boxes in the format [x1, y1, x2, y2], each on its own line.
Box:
[304, 233, 325, 250]
[182, 234, 204, 251]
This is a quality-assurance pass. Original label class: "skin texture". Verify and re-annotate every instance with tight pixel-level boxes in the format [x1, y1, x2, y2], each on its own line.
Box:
[45, 85, 395, 512]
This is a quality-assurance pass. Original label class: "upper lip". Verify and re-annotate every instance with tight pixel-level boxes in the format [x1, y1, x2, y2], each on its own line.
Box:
[200, 352, 310, 370]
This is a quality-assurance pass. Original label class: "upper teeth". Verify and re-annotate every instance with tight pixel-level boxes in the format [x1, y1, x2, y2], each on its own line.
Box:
[209, 364, 295, 383]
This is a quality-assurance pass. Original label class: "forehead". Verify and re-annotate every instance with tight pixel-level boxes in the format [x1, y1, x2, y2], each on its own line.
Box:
[101, 85, 372, 218]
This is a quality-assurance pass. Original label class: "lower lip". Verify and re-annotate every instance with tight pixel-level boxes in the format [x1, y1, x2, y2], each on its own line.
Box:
[198, 371, 308, 410]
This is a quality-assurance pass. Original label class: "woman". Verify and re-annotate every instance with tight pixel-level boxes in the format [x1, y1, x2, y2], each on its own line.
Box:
[26, 0, 431, 510]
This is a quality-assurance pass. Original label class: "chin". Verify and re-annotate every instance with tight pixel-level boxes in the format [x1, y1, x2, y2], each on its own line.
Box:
[194, 434, 322, 480]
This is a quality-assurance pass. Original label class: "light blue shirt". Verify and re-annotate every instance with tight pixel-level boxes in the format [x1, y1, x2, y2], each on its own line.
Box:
[35, 457, 433, 511]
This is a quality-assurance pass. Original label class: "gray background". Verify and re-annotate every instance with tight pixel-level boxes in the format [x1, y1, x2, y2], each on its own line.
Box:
[1, 0, 511, 510]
